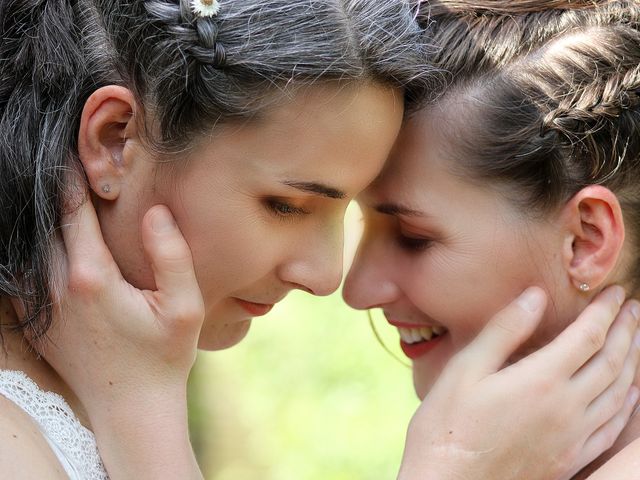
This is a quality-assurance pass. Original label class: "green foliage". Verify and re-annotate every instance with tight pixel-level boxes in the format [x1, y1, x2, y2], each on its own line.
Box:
[188, 291, 419, 480]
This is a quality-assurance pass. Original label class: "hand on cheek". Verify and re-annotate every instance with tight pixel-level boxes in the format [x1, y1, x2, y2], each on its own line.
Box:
[399, 286, 640, 480]
[41, 178, 205, 479]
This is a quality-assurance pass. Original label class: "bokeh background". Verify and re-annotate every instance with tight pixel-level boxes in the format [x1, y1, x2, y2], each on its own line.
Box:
[187, 205, 420, 480]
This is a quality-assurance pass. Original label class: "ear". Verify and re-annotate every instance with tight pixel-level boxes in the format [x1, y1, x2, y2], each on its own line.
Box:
[560, 185, 625, 292]
[77, 86, 138, 200]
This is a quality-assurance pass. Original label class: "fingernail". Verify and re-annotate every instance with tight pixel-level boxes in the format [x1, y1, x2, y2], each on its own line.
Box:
[634, 331, 640, 349]
[151, 208, 176, 234]
[631, 302, 640, 322]
[517, 288, 545, 313]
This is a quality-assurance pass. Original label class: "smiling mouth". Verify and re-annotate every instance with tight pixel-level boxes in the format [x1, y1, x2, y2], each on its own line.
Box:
[398, 325, 447, 344]
[393, 324, 449, 360]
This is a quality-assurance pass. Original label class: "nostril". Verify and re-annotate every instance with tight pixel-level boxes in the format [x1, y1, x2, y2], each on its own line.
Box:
[287, 282, 313, 295]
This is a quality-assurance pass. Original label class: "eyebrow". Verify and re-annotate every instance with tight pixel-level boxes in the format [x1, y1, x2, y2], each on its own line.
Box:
[374, 202, 425, 217]
[282, 181, 346, 199]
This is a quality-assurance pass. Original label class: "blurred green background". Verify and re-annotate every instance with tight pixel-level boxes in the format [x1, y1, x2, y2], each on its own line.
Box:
[187, 205, 420, 480]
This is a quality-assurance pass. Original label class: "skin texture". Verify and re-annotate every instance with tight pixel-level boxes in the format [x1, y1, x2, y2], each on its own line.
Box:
[344, 107, 631, 398]
[79, 83, 404, 350]
[343, 103, 640, 477]
[0, 392, 68, 479]
[0, 81, 403, 479]
[1, 86, 638, 479]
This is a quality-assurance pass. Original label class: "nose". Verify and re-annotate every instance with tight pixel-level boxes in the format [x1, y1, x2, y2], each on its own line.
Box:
[277, 227, 344, 297]
[342, 235, 400, 310]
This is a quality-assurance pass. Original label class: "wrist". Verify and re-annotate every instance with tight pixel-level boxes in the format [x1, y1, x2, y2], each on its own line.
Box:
[88, 389, 202, 480]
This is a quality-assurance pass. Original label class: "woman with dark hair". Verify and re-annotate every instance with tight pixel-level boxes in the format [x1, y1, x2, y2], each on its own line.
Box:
[0, 0, 636, 479]
[345, 1, 640, 478]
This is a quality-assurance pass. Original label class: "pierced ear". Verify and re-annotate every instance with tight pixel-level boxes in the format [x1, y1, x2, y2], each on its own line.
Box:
[560, 185, 625, 292]
[77, 86, 137, 200]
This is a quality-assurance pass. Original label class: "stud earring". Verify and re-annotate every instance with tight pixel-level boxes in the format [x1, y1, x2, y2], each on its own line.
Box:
[578, 283, 590, 292]
[101, 184, 111, 194]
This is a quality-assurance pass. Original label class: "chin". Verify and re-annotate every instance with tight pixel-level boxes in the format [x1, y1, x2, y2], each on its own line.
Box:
[197, 318, 252, 351]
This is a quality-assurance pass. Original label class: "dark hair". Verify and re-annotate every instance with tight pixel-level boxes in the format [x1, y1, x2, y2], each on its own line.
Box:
[417, 0, 640, 287]
[0, 0, 433, 340]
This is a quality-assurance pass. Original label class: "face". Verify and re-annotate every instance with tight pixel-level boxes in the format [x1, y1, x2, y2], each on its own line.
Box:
[98, 83, 404, 350]
[343, 109, 586, 399]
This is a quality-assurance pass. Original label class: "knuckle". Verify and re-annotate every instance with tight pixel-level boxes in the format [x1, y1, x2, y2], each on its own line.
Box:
[605, 352, 624, 377]
[531, 374, 556, 397]
[490, 314, 520, 335]
[580, 324, 607, 352]
[68, 264, 106, 295]
[170, 300, 205, 330]
[155, 244, 192, 275]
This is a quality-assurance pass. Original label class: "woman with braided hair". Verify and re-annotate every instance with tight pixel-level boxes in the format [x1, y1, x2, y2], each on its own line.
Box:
[0, 0, 638, 479]
[345, 1, 640, 478]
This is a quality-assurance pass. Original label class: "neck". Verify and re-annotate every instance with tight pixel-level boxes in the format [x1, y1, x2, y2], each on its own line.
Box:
[0, 296, 90, 427]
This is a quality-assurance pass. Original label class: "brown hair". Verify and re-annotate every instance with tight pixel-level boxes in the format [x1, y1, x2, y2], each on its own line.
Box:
[417, 0, 640, 287]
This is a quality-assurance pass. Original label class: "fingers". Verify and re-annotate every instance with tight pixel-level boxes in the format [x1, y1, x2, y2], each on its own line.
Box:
[454, 287, 547, 376]
[573, 300, 640, 399]
[59, 178, 118, 294]
[60, 178, 112, 269]
[540, 286, 626, 377]
[141, 205, 204, 325]
[584, 320, 640, 427]
[575, 386, 640, 474]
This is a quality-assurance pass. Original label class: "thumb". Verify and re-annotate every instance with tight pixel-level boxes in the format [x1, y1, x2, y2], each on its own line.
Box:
[459, 287, 547, 378]
[141, 205, 204, 324]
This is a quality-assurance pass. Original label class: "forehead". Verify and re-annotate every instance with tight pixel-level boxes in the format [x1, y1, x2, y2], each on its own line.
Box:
[365, 107, 511, 216]
[189, 82, 405, 193]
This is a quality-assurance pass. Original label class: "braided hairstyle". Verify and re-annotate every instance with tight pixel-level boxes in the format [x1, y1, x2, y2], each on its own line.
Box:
[95, 0, 433, 150]
[416, 0, 640, 288]
[0, 0, 433, 340]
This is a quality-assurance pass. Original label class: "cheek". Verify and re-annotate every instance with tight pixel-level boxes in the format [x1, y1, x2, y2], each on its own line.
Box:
[404, 244, 548, 347]
[169, 196, 282, 300]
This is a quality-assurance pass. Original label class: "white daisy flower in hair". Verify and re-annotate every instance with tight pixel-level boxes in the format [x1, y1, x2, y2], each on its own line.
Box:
[191, 0, 221, 17]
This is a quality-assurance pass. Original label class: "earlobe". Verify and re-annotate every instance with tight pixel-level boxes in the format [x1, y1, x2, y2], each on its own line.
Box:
[561, 186, 625, 292]
[77, 86, 137, 200]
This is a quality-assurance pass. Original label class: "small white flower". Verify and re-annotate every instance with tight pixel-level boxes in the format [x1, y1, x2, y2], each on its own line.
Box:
[191, 0, 221, 17]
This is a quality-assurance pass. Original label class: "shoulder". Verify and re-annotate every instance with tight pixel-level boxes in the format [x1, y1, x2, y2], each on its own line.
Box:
[587, 437, 640, 480]
[0, 394, 69, 479]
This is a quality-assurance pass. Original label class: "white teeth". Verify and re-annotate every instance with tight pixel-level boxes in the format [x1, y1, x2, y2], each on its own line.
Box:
[398, 328, 414, 344]
[397, 325, 447, 344]
[411, 329, 423, 343]
[420, 327, 433, 341]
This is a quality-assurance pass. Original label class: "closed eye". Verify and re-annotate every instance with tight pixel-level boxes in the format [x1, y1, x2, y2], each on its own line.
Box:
[397, 234, 432, 252]
[265, 198, 310, 219]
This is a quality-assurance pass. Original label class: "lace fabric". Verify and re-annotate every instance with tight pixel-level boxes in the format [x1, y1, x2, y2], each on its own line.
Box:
[0, 370, 108, 480]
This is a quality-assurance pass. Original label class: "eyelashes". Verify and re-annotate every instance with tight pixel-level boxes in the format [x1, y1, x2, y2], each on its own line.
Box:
[397, 234, 433, 252]
[265, 198, 310, 220]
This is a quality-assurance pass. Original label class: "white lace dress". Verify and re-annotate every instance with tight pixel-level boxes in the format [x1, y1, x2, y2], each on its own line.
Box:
[0, 370, 108, 479]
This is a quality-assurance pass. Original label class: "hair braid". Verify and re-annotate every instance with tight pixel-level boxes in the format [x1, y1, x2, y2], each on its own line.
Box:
[0, 0, 434, 340]
[422, 0, 640, 288]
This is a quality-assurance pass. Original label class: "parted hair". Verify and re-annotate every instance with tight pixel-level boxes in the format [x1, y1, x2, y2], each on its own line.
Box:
[0, 0, 433, 340]
[417, 0, 640, 288]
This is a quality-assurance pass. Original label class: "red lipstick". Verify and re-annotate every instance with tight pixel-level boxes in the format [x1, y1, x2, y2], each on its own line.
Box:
[399, 335, 446, 360]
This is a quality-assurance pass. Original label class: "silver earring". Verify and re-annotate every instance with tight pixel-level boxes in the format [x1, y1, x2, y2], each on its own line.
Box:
[578, 283, 590, 292]
[101, 184, 111, 194]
